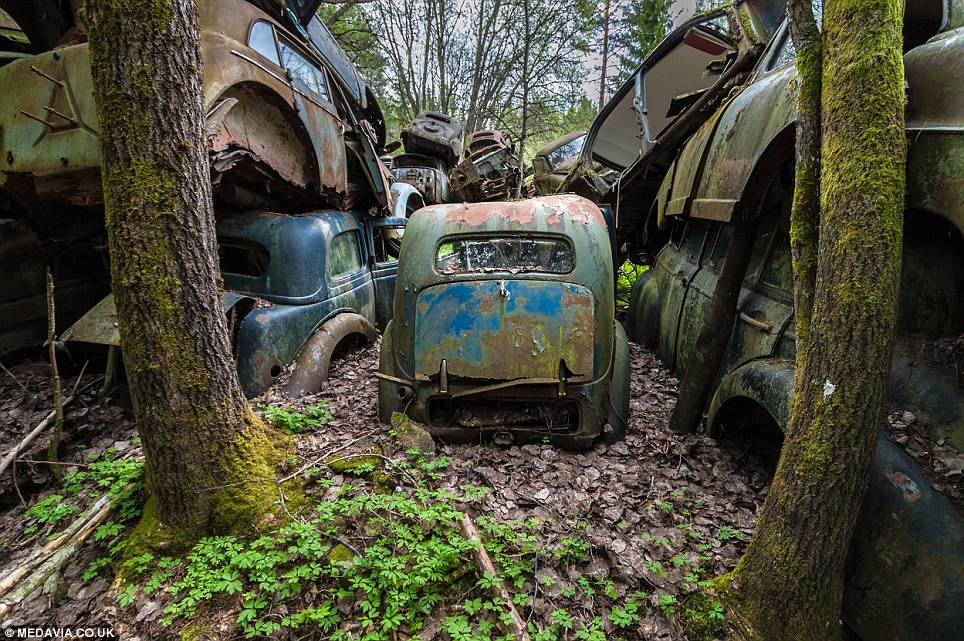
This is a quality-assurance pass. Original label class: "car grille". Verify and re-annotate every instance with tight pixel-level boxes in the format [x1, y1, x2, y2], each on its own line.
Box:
[429, 398, 579, 433]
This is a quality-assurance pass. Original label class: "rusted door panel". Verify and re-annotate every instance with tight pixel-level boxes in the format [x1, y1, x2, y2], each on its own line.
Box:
[291, 91, 347, 195]
[678, 259, 792, 380]
[677, 215, 793, 379]
[414, 281, 595, 381]
[653, 246, 697, 369]
[690, 65, 797, 218]
[657, 220, 710, 370]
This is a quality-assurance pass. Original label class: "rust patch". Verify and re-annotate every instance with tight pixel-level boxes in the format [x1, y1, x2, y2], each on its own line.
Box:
[478, 294, 495, 314]
[884, 466, 923, 503]
[449, 201, 531, 227]
[446, 195, 605, 229]
[542, 195, 608, 227]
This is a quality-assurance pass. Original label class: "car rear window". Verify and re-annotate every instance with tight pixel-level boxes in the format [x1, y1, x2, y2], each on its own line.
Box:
[436, 236, 574, 274]
[218, 240, 269, 278]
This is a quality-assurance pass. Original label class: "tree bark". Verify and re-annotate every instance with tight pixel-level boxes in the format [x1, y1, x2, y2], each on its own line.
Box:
[85, 0, 282, 540]
[715, 0, 906, 638]
[668, 218, 757, 434]
[786, 0, 822, 352]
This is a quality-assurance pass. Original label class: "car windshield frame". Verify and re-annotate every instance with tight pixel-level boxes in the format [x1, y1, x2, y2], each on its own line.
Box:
[434, 234, 576, 275]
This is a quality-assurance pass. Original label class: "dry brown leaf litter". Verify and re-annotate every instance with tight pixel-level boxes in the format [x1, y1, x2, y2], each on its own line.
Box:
[0, 338, 958, 639]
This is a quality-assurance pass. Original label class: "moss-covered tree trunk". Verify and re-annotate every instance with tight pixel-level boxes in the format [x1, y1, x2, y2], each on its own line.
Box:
[705, 0, 906, 638]
[85, 0, 282, 541]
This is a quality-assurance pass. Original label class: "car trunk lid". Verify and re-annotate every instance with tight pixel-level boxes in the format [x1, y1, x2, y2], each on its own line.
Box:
[414, 280, 595, 381]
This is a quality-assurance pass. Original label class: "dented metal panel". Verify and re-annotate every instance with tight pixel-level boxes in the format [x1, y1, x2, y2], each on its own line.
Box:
[379, 195, 629, 448]
[414, 281, 595, 380]
[401, 110, 463, 166]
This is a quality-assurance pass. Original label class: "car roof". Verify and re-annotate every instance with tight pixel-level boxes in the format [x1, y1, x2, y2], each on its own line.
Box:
[404, 196, 609, 241]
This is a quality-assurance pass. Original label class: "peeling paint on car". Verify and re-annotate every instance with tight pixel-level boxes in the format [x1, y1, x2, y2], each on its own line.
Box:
[378, 195, 630, 449]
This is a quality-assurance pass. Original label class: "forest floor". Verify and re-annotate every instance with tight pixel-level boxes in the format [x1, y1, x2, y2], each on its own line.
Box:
[0, 332, 960, 640]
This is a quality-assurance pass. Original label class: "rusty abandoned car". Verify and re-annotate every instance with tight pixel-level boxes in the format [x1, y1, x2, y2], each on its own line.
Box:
[449, 129, 524, 202]
[390, 110, 464, 205]
[63, 211, 408, 398]
[572, 0, 962, 638]
[378, 195, 630, 449]
[531, 131, 586, 197]
[0, 0, 418, 358]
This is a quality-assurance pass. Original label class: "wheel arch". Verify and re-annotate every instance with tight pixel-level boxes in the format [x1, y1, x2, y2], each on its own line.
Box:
[286, 312, 377, 398]
[207, 82, 325, 197]
[707, 357, 795, 437]
[738, 123, 796, 220]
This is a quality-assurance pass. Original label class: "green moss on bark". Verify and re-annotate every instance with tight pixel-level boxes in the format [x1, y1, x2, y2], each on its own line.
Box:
[680, 591, 727, 641]
[121, 497, 195, 567]
[208, 416, 290, 533]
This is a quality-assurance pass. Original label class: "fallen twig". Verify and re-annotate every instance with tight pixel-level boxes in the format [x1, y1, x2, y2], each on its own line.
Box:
[0, 404, 69, 480]
[0, 360, 29, 393]
[279, 430, 378, 484]
[460, 513, 532, 641]
[0, 492, 115, 609]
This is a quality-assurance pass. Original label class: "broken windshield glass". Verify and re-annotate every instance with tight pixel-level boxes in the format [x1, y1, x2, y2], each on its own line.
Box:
[436, 236, 575, 274]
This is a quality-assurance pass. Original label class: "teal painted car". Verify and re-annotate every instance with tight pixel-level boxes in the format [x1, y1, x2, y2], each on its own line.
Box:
[623, 0, 964, 637]
[378, 195, 630, 449]
[63, 210, 408, 399]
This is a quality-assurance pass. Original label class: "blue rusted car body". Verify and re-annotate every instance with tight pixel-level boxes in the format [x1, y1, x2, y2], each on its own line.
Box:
[621, 0, 964, 638]
[378, 195, 630, 449]
[64, 210, 406, 398]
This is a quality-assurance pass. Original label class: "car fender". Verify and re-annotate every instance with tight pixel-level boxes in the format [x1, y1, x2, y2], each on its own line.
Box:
[626, 268, 660, 349]
[377, 319, 416, 423]
[285, 312, 377, 398]
[605, 321, 631, 442]
[707, 357, 795, 434]
[390, 182, 426, 218]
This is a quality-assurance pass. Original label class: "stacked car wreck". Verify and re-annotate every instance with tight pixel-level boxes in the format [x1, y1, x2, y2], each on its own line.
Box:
[390, 110, 525, 204]
[0, 0, 421, 394]
[390, 110, 463, 205]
